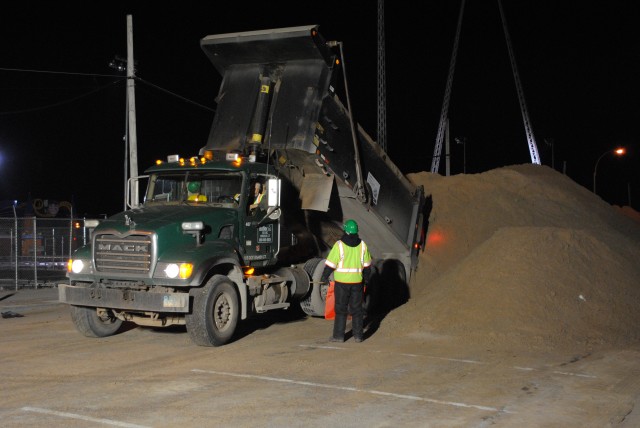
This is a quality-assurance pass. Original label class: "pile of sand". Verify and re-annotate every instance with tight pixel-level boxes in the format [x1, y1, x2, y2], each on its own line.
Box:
[380, 164, 640, 352]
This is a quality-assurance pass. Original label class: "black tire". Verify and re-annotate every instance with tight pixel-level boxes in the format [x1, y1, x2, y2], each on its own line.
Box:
[362, 262, 381, 315]
[69, 305, 123, 338]
[186, 275, 239, 347]
[299, 257, 329, 317]
[371, 258, 409, 313]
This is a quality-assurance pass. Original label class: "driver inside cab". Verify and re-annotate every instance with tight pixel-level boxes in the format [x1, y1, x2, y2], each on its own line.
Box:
[248, 181, 265, 213]
[187, 181, 208, 202]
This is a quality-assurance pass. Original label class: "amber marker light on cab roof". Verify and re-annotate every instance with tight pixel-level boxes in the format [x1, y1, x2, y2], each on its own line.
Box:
[225, 153, 242, 166]
[203, 149, 214, 160]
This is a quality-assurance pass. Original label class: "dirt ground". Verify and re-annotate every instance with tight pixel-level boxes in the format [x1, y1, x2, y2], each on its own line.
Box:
[1, 287, 640, 428]
[2, 164, 640, 427]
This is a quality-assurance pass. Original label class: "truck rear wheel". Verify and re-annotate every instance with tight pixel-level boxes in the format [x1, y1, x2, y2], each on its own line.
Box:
[368, 258, 408, 314]
[69, 305, 123, 338]
[362, 261, 382, 315]
[186, 275, 239, 346]
[300, 257, 328, 317]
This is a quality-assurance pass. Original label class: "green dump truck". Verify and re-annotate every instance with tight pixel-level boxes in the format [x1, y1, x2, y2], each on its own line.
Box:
[58, 25, 426, 346]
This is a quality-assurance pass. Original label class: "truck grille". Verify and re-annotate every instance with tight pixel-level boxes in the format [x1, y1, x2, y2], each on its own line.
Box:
[94, 234, 152, 274]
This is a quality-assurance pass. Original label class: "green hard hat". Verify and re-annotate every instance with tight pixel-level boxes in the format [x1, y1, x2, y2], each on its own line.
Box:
[187, 181, 201, 193]
[343, 219, 358, 234]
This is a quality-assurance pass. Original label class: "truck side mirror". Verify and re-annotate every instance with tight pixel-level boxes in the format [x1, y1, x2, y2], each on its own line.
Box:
[257, 206, 281, 226]
[256, 178, 282, 225]
[126, 175, 150, 209]
[267, 178, 281, 207]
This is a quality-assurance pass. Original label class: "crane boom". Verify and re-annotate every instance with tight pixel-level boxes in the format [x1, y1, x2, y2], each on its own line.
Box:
[498, 0, 541, 165]
[431, 0, 466, 174]
[432, 0, 542, 173]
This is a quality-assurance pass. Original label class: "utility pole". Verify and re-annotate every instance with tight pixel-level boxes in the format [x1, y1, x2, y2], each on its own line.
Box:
[126, 15, 139, 208]
[544, 138, 555, 170]
[123, 134, 127, 211]
[593, 147, 626, 195]
[456, 137, 467, 174]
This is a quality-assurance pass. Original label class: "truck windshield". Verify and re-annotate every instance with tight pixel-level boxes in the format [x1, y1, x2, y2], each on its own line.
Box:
[145, 172, 243, 206]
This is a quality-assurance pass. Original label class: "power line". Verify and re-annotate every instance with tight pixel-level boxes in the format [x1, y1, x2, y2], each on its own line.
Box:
[0, 79, 124, 115]
[135, 77, 215, 113]
[0, 67, 123, 79]
[0, 67, 216, 114]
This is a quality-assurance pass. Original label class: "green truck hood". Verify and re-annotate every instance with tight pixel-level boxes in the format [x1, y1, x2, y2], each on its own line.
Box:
[94, 205, 239, 258]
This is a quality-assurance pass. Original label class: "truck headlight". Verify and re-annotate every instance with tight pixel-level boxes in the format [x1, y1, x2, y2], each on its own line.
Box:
[164, 264, 180, 278]
[68, 258, 92, 274]
[155, 262, 194, 279]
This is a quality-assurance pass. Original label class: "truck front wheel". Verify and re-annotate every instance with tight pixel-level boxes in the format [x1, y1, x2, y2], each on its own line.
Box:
[186, 275, 239, 346]
[69, 305, 123, 338]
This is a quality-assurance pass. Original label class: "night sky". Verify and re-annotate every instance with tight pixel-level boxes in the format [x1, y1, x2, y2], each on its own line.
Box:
[1, 1, 638, 217]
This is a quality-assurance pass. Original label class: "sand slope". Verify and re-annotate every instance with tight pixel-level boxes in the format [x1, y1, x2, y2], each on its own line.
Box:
[380, 164, 640, 352]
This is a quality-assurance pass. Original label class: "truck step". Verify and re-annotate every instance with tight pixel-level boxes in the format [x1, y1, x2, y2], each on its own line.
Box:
[255, 302, 290, 313]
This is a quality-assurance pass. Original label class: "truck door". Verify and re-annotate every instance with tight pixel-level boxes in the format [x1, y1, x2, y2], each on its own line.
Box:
[242, 178, 281, 266]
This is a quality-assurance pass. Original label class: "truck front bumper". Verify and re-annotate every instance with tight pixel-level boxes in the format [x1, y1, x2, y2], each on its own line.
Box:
[58, 284, 190, 313]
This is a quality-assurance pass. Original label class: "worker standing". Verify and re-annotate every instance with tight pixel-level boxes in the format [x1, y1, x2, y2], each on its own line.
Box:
[321, 219, 372, 343]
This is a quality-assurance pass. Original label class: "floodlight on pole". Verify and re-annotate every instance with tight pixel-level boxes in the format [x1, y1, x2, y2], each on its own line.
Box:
[109, 55, 137, 74]
[593, 147, 626, 195]
[109, 56, 127, 73]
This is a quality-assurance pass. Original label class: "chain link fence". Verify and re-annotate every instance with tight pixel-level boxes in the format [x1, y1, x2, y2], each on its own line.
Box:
[0, 217, 93, 290]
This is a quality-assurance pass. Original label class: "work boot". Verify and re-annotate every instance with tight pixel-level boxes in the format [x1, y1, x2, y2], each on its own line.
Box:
[333, 313, 348, 340]
[351, 311, 364, 340]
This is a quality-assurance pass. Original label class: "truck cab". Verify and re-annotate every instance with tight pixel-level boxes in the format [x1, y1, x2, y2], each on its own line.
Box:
[142, 153, 283, 268]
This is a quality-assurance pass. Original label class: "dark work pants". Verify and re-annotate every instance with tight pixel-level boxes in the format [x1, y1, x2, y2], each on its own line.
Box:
[332, 281, 364, 340]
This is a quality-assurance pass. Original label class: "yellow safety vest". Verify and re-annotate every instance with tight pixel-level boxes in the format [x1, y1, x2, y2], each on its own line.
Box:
[254, 192, 264, 205]
[188, 194, 207, 202]
[324, 240, 372, 283]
